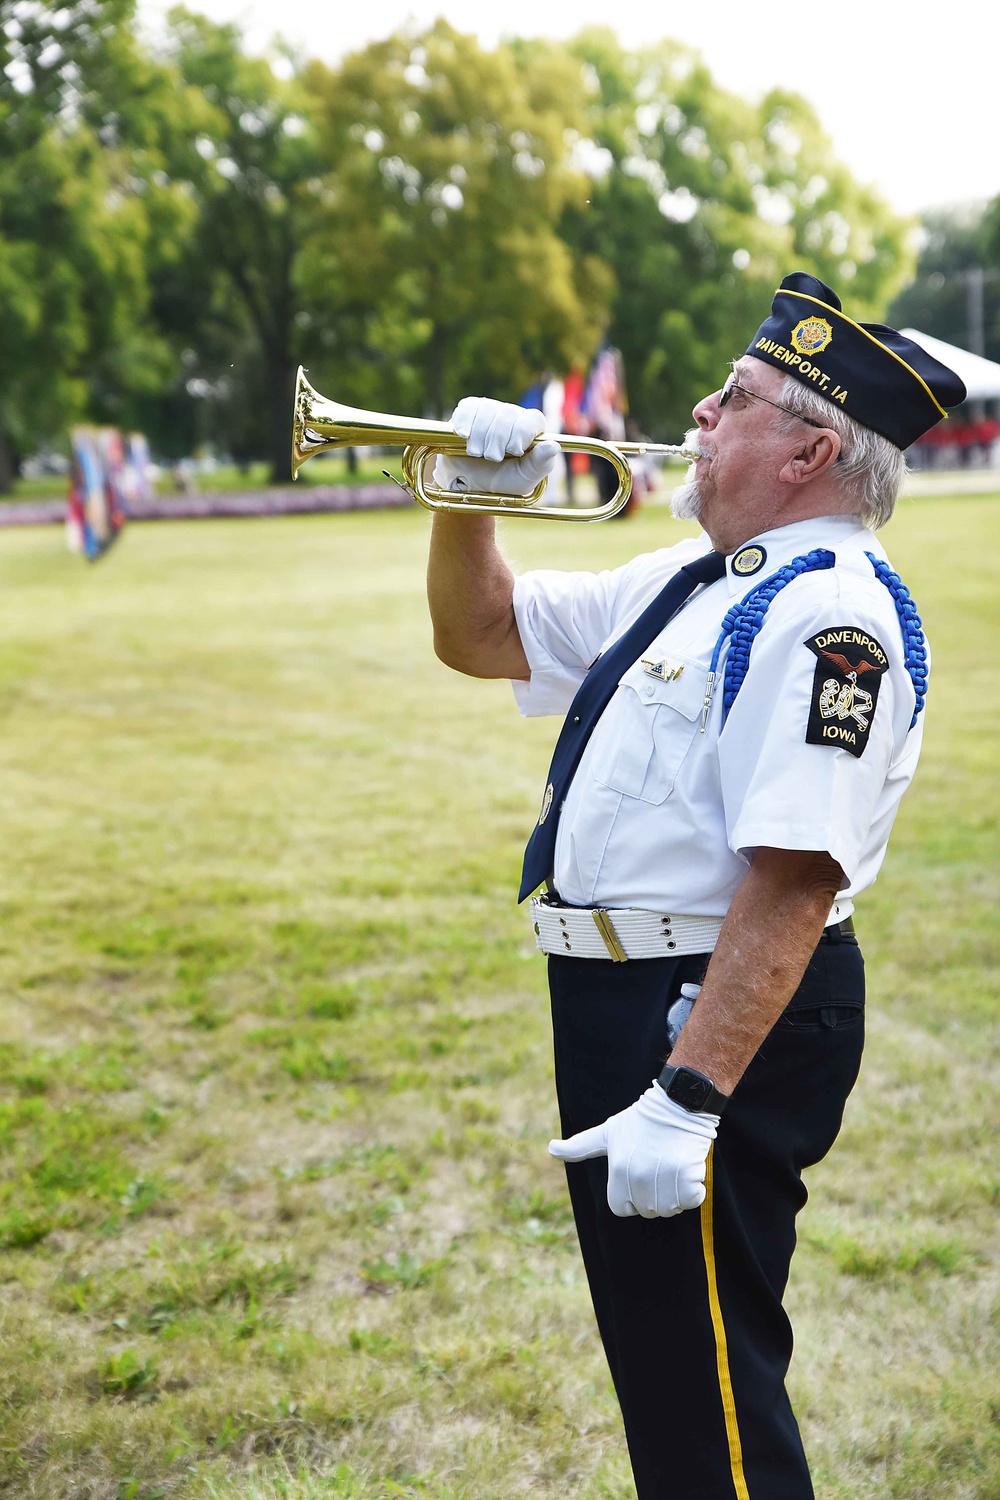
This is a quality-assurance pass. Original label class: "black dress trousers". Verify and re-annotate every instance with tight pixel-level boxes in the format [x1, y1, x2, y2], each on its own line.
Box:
[548, 929, 865, 1500]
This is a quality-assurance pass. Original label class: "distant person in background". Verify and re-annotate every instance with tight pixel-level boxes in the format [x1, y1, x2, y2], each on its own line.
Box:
[955, 414, 977, 466]
[624, 415, 658, 504]
[173, 459, 195, 494]
[562, 368, 588, 506]
[519, 373, 568, 501]
[583, 345, 629, 511]
[541, 376, 568, 501]
[974, 413, 1000, 464]
[909, 426, 940, 469]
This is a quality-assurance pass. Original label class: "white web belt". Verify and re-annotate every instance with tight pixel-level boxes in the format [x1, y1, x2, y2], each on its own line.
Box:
[530, 898, 724, 962]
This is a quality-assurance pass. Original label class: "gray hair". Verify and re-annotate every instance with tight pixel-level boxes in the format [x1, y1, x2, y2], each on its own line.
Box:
[775, 376, 907, 530]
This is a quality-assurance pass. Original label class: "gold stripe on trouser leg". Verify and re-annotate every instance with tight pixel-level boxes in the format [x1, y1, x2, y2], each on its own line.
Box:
[700, 1143, 751, 1500]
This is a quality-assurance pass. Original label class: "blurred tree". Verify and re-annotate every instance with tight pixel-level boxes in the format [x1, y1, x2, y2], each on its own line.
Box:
[303, 21, 612, 417]
[891, 204, 1000, 363]
[556, 29, 913, 440]
[0, 0, 200, 489]
[150, 9, 330, 480]
[0, 8, 919, 484]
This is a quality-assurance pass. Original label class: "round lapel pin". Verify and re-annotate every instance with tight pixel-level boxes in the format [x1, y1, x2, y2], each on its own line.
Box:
[732, 545, 767, 578]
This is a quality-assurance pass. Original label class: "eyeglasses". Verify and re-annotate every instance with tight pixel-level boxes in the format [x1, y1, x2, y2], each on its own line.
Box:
[719, 371, 829, 430]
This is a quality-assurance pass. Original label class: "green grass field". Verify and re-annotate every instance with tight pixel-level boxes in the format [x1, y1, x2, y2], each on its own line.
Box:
[0, 497, 996, 1500]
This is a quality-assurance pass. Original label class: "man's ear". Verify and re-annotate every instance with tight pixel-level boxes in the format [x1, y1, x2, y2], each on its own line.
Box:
[779, 429, 841, 486]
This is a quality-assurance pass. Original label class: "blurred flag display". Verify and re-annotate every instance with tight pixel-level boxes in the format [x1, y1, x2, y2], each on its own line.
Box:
[66, 428, 151, 561]
[581, 345, 628, 442]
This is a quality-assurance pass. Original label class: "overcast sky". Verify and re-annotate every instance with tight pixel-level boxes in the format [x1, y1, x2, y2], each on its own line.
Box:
[139, 0, 997, 218]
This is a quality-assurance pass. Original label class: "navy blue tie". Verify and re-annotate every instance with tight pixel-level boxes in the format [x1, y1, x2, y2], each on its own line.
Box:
[518, 549, 727, 902]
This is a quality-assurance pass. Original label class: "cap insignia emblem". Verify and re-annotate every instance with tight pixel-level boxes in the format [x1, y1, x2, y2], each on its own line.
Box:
[791, 316, 833, 355]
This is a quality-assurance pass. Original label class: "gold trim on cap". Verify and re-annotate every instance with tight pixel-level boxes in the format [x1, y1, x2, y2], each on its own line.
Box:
[781, 288, 948, 418]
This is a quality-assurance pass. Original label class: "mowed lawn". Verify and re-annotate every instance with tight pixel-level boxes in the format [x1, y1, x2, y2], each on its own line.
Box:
[0, 497, 996, 1500]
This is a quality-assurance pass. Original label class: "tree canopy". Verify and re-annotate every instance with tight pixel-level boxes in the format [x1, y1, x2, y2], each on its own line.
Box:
[0, 0, 203, 485]
[556, 29, 913, 438]
[0, 6, 921, 486]
[302, 20, 613, 420]
[889, 203, 1000, 368]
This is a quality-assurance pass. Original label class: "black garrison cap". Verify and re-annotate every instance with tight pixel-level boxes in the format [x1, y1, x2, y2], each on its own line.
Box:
[747, 271, 967, 449]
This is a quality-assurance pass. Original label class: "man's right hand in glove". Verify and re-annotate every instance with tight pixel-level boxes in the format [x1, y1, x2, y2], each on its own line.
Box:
[434, 397, 561, 497]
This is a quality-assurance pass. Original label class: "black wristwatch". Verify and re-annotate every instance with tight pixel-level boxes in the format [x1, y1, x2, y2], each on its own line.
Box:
[657, 1064, 730, 1115]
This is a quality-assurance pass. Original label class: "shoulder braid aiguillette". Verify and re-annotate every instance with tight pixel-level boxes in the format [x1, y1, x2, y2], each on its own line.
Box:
[864, 552, 927, 728]
[700, 550, 927, 730]
[701, 550, 836, 730]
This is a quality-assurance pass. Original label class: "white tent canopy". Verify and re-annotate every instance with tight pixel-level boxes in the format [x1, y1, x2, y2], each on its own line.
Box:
[900, 328, 1000, 402]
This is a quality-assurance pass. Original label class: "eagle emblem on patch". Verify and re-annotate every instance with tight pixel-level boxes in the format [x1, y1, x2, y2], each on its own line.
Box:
[791, 317, 833, 355]
[804, 629, 889, 758]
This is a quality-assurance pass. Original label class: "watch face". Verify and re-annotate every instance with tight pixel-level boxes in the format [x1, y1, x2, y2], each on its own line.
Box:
[669, 1068, 713, 1111]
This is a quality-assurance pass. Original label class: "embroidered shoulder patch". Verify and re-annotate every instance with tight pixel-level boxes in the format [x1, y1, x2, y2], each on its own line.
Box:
[804, 628, 889, 759]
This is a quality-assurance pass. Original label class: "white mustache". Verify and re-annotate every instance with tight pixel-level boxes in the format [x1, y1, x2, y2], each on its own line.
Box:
[684, 428, 707, 461]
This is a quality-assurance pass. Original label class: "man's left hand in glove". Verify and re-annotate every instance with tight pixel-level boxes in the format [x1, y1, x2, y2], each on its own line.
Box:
[549, 1082, 719, 1219]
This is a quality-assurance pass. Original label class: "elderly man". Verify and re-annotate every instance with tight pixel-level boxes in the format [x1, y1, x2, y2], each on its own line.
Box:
[425, 273, 965, 1499]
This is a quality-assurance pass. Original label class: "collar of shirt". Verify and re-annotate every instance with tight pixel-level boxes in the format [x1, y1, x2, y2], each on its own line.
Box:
[713, 514, 881, 598]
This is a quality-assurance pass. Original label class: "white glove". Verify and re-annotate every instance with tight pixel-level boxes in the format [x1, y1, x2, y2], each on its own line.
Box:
[549, 1082, 719, 1219]
[433, 396, 561, 497]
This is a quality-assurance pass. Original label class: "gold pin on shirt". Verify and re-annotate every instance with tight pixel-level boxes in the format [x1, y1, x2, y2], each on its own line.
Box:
[640, 657, 685, 682]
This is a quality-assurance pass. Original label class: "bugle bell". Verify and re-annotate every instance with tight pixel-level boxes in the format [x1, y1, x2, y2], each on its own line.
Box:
[291, 367, 698, 521]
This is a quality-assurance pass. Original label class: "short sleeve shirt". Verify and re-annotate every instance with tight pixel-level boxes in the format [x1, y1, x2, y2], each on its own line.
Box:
[511, 514, 924, 916]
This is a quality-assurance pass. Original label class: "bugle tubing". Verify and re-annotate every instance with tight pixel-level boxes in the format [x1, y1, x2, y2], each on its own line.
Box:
[291, 367, 697, 521]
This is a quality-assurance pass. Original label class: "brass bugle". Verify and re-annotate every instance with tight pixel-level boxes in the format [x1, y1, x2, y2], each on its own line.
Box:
[291, 367, 698, 521]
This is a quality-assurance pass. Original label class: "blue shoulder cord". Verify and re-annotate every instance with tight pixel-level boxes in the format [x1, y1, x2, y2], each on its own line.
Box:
[700, 549, 835, 730]
[864, 552, 928, 729]
[701, 549, 927, 732]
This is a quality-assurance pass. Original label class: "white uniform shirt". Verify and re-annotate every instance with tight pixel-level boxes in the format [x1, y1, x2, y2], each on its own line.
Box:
[512, 514, 925, 917]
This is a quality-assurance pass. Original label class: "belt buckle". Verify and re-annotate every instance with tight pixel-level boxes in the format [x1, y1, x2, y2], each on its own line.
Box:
[592, 908, 628, 962]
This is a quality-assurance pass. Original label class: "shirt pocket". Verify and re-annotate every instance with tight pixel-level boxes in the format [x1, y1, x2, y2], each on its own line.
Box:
[590, 655, 706, 804]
